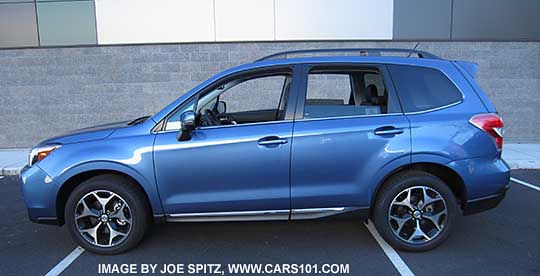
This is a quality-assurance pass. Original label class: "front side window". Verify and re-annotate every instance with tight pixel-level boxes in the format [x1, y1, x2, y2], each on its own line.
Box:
[387, 65, 463, 113]
[217, 75, 286, 114]
[196, 74, 290, 127]
[163, 72, 292, 131]
[304, 68, 397, 119]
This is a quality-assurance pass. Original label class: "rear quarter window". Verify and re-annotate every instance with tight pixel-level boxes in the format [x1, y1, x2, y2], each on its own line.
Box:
[388, 65, 463, 113]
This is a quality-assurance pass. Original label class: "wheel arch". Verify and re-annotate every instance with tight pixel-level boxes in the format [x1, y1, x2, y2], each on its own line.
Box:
[55, 168, 156, 225]
[369, 162, 467, 216]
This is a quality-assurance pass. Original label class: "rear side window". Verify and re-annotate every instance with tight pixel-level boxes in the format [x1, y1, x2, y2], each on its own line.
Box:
[303, 67, 399, 119]
[388, 65, 463, 113]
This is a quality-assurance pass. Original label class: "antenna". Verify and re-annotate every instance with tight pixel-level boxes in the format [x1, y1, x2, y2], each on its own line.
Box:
[407, 42, 421, 58]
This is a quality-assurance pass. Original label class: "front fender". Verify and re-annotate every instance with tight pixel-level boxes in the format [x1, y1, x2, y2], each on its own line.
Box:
[56, 161, 164, 214]
[37, 134, 163, 215]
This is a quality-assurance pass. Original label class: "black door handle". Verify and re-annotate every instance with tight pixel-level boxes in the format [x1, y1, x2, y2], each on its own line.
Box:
[258, 136, 288, 146]
[374, 126, 404, 136]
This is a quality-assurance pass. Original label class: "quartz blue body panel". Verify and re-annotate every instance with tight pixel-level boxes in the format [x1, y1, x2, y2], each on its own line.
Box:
[27, 121, 164, 216]
[453, 61, 497, 113]
[290, 115, 411, 209]
[19, 55, 510, 224]
[446, 157, 510, 199]
[153, 122, 293, 214]
[20, 165, 58, 221]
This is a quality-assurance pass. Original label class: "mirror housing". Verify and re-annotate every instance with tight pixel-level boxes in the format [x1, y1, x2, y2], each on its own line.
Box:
[216, 101, 226, 114]
[177, 111, 196, 141]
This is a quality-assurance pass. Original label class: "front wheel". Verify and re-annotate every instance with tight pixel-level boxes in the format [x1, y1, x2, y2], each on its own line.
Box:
[372, 170, 457, 251]
[65, 175, 150, 254]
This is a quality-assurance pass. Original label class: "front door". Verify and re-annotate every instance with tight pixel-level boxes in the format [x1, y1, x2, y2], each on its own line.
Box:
[153, 67, 299, 218]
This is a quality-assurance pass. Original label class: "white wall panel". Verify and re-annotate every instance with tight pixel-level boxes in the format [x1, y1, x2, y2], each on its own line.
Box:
[215, 0, 274, 41]
[275, 0, 393, 40]
[95, 0, 215, 44]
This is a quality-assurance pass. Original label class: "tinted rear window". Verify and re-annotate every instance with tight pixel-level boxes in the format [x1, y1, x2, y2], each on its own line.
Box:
[388, 65, 463, 112]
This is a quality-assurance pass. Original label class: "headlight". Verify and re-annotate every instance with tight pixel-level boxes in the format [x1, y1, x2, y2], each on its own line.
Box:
[28, 144, 61, 167]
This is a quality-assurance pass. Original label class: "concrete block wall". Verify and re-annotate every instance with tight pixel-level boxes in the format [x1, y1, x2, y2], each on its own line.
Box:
[0, 41, 538, 147]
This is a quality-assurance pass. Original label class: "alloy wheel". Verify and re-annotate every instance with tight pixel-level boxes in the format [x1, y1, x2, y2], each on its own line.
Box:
[388, 186, 447, 244]
[74, 190, 132, 247]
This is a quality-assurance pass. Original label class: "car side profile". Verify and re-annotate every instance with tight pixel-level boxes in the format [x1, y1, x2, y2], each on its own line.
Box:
[20, 48, 510, 254]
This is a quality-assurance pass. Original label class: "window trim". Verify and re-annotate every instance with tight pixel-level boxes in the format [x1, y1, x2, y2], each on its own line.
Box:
[152, 65, 299, 133]
[294, 63, 404, 121]
[402, 100, 464, 115]
[298, 112, 404, 123]
[197, 119, 294, 131]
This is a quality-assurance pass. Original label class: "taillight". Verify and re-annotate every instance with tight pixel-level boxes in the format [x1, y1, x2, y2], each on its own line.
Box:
[469, 113, 504, 151]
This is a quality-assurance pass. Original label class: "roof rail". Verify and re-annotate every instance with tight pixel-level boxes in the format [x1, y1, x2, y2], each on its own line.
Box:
[256, 48, 440, 62]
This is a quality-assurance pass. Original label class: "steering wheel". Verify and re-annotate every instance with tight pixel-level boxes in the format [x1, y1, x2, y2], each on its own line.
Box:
[203, 109, 222, 126]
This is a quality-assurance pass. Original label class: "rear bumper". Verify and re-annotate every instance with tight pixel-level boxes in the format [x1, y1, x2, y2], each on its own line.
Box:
[446, 156, 510, 215]
[463, 186, 508, 215]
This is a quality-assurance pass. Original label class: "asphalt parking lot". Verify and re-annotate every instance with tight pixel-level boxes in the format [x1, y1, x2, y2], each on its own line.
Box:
[1, 170, 539, 276]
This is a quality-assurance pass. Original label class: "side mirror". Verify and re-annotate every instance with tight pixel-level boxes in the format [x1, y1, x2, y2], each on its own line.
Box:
[177, 111, 196, 141]
[216, 101, 226, 114]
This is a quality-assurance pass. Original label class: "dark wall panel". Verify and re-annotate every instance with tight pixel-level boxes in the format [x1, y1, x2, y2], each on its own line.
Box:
[0, 0, 33, 3]
[0, 3, 39, 48]
[37, 0, 97, 46]
[393, 0, 452, 40]
[452, 0, 540, 41]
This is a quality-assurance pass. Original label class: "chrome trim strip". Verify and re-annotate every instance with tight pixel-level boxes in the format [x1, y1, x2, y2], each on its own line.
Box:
[403, 99, 463, 115]
[299, 112, 403, 122]
[165, 207, 358, 222]
[297, 99, 463, 122]
[197, 119, 293, 130]
[156, 120, 294, 134]
[291, 207, 353, 220]
[166, 209, 290, 222]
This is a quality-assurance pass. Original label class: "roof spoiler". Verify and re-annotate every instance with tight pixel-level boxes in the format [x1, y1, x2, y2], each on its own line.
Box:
[455, 61, 479, 78]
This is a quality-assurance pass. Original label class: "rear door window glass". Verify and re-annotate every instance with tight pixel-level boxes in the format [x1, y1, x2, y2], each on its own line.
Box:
[304, 68, 397, 119]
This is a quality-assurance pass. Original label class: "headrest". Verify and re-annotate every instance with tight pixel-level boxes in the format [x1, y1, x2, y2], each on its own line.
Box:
[366, 84, 378, 101]
[371, 90, 388, 105]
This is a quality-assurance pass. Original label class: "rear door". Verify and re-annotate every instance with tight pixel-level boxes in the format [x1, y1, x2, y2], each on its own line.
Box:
[290, 64, 411, 215]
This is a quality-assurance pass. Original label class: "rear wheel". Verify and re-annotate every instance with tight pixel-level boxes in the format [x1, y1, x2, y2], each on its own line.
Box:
[372, 170, 457, 251]
[65, 174, 150, 254]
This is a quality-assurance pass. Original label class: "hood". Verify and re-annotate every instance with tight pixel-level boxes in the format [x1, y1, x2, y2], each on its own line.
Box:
[38, 120, 131, 146]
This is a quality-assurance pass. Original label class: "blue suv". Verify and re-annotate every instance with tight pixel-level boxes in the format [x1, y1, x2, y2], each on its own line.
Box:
[21, 49, 510, 254]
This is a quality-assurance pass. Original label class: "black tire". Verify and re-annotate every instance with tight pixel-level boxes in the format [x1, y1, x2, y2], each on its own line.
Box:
[372, 170, 457, 252]
[65, 174, 151, 255]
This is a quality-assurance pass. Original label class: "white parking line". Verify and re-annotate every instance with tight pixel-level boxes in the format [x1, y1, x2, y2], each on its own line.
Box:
[364, 220, 414, 276]
[511, 177, 540, 192]
[44, 246, 85, 276]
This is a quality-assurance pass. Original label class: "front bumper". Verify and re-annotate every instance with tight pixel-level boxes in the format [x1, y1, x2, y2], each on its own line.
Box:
[20, 165, 61, 225]
[463, 186, 508, 215]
